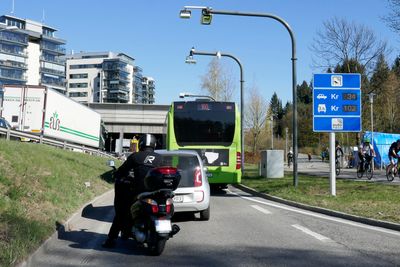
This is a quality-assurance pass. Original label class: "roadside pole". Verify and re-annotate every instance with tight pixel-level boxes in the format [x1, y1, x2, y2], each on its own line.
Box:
[329, 132, 336, 196]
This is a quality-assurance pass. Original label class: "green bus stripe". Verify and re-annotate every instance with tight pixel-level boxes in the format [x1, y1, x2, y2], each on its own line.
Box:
[44, 122, 99, 141]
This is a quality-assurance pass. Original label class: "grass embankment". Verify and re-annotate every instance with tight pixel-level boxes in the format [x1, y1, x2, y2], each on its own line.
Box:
[0, 139, 115, 267]
[242, 164, 400, 224]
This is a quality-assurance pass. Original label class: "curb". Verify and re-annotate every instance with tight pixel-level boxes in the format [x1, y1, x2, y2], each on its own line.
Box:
[233, 183, 400, 232]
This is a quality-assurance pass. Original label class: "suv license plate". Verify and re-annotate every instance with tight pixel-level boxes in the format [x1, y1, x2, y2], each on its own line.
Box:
[173, 195, 183, 203]
[155, 219, 172, 233]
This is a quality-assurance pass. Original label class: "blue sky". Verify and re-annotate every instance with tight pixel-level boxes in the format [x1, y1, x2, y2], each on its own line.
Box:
[0, 0, 397, 105]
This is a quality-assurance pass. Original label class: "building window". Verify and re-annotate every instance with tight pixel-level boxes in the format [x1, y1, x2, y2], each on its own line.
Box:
[70, 64, 102, 69]
[69, 73, 88, 79]
[69, 82, 88, 88]
[69, 92, 88, 97]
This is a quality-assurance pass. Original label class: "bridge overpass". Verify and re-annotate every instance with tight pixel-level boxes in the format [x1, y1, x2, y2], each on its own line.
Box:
[87, 103, 169, 153]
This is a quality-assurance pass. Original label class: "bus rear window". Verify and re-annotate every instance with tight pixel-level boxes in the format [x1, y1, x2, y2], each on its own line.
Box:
[173, 102, 235, 146]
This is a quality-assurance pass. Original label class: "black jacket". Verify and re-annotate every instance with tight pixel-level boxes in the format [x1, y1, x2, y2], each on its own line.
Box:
[114, 149, 162, 195]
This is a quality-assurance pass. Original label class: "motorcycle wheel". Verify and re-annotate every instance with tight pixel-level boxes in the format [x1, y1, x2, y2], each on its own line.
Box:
[148, 237, 167, 256]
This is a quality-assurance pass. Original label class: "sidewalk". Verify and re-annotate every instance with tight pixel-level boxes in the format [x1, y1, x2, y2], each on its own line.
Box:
[285, 154, 400, 185]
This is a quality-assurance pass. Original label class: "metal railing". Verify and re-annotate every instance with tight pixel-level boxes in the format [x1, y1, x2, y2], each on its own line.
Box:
[0, 127, 113, 158]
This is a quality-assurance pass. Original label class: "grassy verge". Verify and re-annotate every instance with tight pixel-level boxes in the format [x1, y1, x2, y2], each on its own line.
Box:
[242, 164, 400, 224]
[0, 139, 116, 267]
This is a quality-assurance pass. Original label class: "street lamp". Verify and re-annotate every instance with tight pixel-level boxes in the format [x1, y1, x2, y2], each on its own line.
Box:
[185, 47, 245, 174]
[179, 92, 216, 101]
[179, 6, 299, 187]
[369, 92, 375, 170]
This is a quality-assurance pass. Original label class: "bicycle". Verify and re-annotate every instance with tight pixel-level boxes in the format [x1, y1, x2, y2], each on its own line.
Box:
[356, 159, 373, 179]
[386, 162, 399, 182]
[335, 157, 341, 176]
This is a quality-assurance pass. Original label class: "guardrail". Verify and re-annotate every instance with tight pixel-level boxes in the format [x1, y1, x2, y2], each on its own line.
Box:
[0, 127, 114, 158]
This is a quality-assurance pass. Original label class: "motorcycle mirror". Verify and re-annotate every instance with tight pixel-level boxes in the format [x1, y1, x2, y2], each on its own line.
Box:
[107, 160, 115, 167]
[203, 166, 208, 173]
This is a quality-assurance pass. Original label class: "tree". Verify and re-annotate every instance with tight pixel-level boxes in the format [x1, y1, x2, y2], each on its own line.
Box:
[384, 0, 400, 34]
[244, 86, 268, 153]
[200, 58, 235, 101]
[311, 17, 388, 73]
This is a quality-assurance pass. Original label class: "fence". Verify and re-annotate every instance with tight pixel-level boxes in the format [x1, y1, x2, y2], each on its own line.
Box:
[0, 127, 113, 158]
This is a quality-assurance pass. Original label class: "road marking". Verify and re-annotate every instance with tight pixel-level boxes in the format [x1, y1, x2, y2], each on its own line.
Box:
[251, 205, 272, 215]
[227, 189, 400, 237]
[292, 224, 331, 242]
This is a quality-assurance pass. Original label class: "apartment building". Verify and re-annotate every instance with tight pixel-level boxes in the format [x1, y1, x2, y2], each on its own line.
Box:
[142, 76, 155, 104]
[66, 52, 154, 104]
[0, 15, 66, 93]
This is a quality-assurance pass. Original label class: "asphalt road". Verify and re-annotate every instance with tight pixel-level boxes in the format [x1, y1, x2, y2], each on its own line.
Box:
[22, 187, 400, 267]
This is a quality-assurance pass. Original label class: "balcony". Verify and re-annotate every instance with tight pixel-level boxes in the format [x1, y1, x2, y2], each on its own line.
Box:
[40, 77, 66, 87]
[0, 32, 28, 45]
[105, 85, 129, 93]
[106, 93, 129, 102]
[40, 67, 65, 76]
[40, 56, 65, 66]
[0, 60, 27, 69]
[41, 44, 66, 55]
[0, 72, 27, 82]
[0, 47, 28, 58]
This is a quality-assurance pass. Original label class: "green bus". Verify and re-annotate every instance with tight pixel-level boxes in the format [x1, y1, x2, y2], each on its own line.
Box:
[167, 100, 241, 187]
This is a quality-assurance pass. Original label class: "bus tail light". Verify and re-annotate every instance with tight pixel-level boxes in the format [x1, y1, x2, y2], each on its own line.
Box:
[236, 152, 241, 170]
[194, 167, 202, 187]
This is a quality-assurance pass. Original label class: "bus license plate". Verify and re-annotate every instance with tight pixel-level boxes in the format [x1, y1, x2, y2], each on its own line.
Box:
[173, 195, 183, 203]
[155, 219, 172, 233]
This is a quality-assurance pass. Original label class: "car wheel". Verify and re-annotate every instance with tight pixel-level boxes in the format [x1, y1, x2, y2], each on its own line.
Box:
[199, 206, 210, 221]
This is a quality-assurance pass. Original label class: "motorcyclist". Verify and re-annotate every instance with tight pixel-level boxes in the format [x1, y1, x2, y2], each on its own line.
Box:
[102, 134, 162, 248]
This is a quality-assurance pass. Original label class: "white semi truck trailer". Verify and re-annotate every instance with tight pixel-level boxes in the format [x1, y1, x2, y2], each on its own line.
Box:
[0, 85, 104, 149]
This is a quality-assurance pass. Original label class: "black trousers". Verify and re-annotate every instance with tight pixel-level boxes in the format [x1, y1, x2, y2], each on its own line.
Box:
[107, 181, 135, 240]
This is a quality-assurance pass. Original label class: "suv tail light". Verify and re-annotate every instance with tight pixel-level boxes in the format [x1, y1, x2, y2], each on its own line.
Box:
[194, 167, 202, 187]
[236, 152, 241, 170]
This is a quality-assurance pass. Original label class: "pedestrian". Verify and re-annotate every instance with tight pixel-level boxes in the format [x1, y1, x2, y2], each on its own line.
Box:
[308, 153, 312, 161]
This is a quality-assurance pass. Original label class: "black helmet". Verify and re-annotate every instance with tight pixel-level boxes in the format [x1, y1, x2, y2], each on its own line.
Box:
[335, 140, 339, 146]
[139, 134, 157, 151]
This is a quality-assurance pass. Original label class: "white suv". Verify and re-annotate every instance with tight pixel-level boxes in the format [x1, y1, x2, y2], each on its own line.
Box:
[157, 150, 211, 221]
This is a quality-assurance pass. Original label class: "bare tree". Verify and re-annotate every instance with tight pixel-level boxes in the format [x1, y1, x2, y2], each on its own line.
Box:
[201, 58, 235, 101]
[384, 0, 400, 34]
[311, 17, 388, 73]
[245, 86, 268, 153]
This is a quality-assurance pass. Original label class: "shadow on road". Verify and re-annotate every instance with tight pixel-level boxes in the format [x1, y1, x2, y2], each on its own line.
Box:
[56, 221, 149, 255]
[81, 204, 114, 223]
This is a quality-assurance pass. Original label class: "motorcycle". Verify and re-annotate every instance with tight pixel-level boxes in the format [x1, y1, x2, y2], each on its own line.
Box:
[107, 161, 181, 256]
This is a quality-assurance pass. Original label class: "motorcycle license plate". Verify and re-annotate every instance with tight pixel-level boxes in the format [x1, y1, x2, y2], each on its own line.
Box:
[155, 219, 172, 233]
[173, 195, 183, 203]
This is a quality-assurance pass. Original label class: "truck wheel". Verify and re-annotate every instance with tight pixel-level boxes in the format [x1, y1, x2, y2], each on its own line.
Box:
[199, 206, 210, 221]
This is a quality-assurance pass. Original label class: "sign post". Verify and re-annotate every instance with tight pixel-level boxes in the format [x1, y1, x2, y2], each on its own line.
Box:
[313, 73, 361, 196]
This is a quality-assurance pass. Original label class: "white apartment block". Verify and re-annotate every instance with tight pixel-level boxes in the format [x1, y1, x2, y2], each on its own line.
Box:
[0, 15, 66, 93]
[66, 52, 154, 104]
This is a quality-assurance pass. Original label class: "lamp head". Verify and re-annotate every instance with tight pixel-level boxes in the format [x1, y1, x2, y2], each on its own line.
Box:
[179, 9, 192, 19]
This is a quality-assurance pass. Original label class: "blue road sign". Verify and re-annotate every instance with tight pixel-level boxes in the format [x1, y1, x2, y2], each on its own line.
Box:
[313, 73, 361, 132]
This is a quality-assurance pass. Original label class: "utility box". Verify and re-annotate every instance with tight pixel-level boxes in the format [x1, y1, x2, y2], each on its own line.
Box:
[260, 150, 284, 178]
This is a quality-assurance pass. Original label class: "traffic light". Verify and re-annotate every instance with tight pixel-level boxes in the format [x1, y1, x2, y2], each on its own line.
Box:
[201, 9, 212, 25]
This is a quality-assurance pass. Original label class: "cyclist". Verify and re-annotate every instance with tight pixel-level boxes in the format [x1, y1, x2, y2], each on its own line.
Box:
[335, 140, 344, 160]
[358, 138, 375, 172]
[387, 139, 400, 177]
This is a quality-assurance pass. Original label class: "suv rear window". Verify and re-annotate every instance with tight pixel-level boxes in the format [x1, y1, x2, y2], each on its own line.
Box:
[161, 154, 200, 188]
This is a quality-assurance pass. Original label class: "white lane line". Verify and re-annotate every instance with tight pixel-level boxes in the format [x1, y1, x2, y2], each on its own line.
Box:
[292, 224, 331, 242]
[251, 205, 272, 215]
[226, 189, 400, 237]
